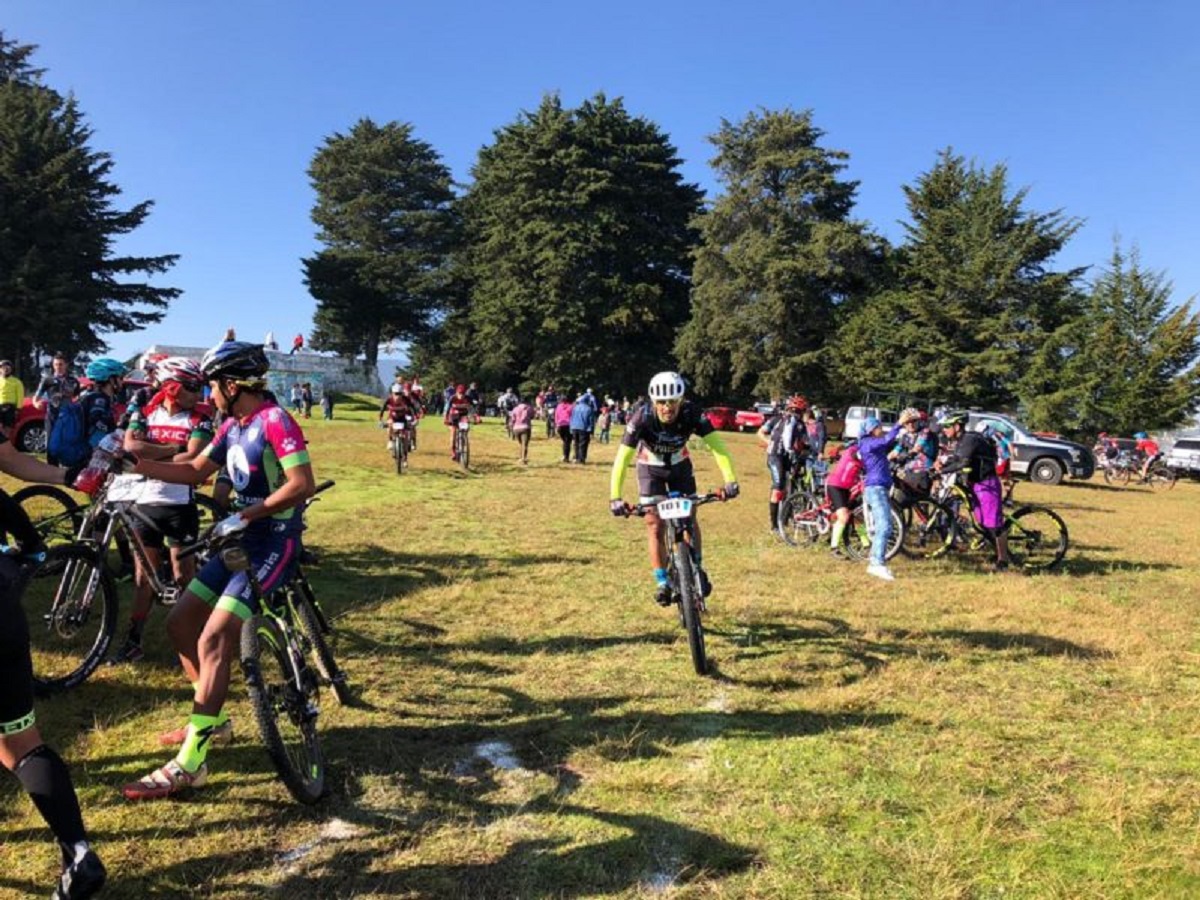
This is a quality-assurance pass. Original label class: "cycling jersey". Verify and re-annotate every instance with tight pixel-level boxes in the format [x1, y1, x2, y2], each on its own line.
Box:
[761, 413, 808, 458]
[201, 401, 310, 533]
[611, 401, 736, 500]
[1135, 438, 1160, 458]
[444, 396, 473, 423]
[381, 395, 415, 420]
[127, 404, 214, 505]
[939, 431, 997, 484]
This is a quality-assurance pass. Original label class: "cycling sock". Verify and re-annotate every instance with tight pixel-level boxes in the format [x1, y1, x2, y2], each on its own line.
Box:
[175, 713, 222, 772]
[653, 567, 669, 586]
[831, 520, 846, 549]
[769, 502, 779, 530]
[13, 744, 88, 860]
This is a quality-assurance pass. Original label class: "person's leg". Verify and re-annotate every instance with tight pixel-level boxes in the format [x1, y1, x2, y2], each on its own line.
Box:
[559, 426, 571, 461]
[580, 431, 591, 463]
[866, 485, 891, 568]
[767, 454, 785, 531]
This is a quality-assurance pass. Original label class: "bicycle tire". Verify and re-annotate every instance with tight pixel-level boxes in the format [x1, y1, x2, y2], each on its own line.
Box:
[395, 434, 404, 475]
[1147, 465, 1176, 491]
[1005, 505, 1069, 571]
[240, 614, 327, 804]
[12, 484, 83, 546]
[845, 500, 904, 562]
[459, 430, 470, 470]
[777, 490, 823, 548]
[291, 581, 350, 705]
[672, 542, 707, 676]
[901, 497, 956, 559]
[27, 544, 119, 696]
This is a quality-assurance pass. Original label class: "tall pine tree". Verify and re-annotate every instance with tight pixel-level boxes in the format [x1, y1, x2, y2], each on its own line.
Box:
[303, 118, 459, 371]
[0, 31, 178, 380]
[423, 93, 702, 395]
[675, 108, 885, 404]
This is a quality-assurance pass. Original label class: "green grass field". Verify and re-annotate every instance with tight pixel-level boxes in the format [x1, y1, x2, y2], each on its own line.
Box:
[3, 398, 1199, 899]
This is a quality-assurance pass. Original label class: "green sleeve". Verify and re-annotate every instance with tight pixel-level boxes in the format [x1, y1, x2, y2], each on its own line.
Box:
[701, 431, 737, 484]
[610, 443, 636, 499]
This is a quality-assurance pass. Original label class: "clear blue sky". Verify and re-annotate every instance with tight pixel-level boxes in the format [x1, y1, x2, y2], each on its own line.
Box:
[7, 1, 1199, 363]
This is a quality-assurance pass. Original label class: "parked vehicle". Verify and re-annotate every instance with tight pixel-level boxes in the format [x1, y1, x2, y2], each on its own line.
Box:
[965, 412, 1094, 485]
[843, 405, 899, 440]
[703, 407, 738, 431]
[1165, 436, 1200, 479]
[735, 401, 777, 432]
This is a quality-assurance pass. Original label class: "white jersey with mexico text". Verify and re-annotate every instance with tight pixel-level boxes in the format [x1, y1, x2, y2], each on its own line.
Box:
[126, 404, 214, 505]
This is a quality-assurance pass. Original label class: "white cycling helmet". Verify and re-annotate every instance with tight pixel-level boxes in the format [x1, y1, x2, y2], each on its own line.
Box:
[648, 371, 686, 402]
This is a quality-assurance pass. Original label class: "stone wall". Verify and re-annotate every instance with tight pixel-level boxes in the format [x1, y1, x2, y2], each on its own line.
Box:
[140, 345, 383, 397]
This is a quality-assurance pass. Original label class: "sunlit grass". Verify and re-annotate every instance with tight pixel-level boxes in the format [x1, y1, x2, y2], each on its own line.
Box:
[2, 406, 1199, 898]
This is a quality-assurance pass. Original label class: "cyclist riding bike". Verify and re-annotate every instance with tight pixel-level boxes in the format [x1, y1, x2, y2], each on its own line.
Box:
[120, 341, 316, 800]
[609, 372, 739, 605]
[0, 432, 107, 898]
[1134, 432, 1161, 481]
[110, 357, 214, 664]
[379, 383, 417, 449]
[935, 411, 1012, 571]
[757, 395, 810, 533]
[444, 385, 474, 460]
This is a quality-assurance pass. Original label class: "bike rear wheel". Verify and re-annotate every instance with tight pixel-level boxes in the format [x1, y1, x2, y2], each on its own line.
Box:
[1005, 505, 1068, 571]
[27, 544, 118, 695]
[672, 542, 707, 676]
[845, 501, 904, 561]
[240, 613, 326, 804]
[13, 484, 83, 546]
[900, 497, 956, 559]
[1146, 465, 1176, 490]
[777, 490, 823, 548]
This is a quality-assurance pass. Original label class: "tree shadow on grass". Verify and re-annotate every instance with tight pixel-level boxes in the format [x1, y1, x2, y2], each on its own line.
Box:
[1059, 556, 1181, 576]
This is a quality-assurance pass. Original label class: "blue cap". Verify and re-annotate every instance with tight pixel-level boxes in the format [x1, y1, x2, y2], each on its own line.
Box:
[862, 416, 882, 434]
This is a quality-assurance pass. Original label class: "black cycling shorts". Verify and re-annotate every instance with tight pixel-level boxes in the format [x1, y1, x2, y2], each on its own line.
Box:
[131, 503, 200, 550]
[0, 555, 35, 734]
[826, 485, 852, 511]
[636, 459, 697, 504]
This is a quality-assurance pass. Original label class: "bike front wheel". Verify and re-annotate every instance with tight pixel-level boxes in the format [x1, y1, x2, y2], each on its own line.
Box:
[777, 490, 823, 548]
[672, 543, 707, 676]
[1005, 505, 1069, 571]
[241, 614, 326, 804]
[27, 544, 118, 696]
[13, 484, 83, 547]
[291, 578, 351, 705]
[1146, 465, 1176, 491]
[900, 497, 956, 559]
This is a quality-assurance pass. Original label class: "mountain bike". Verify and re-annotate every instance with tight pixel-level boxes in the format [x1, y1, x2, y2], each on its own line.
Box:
[623, 492, 730, 676]
[775, 456, 826, 539]
[933, 473, 1069, 571]
[453, 418, 471, 470]
[177, 480, 345, 804]
[1133, 460, 1177, 490]
[779, 478, 904, 560]
[385, 417, 413, 474]
[24, 472, 221, 694]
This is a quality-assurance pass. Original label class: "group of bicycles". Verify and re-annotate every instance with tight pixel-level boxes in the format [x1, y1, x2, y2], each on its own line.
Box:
[775, 457, 1070, 572]
[1095, 448, 1177, 490]
[11, 457, 349, 805]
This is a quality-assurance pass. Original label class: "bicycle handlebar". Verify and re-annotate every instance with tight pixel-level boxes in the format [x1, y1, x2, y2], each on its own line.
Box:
[625, 491, 727, 518]
[177, 480, 335, 560]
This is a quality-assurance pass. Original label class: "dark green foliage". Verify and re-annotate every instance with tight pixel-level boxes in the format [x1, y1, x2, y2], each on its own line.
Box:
[0, 31, 178, 381]
[1020, 242, 1200, 435]
[303, 118, 459, 370]
[675, 108, 886, 405]
[835, 149, 1083, 410]
[422, 93, 702, 396]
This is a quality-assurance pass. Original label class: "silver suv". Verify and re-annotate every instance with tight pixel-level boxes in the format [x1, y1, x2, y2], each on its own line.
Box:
[1165, 437, 1200, 478]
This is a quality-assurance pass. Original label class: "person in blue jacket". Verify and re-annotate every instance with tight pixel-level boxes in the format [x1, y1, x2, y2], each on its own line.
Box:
[569, 392, 598, 464]
[857, 410, 917, 581]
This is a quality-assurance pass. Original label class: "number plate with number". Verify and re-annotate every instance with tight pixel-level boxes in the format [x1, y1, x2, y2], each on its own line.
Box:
[458, 421, 470, 431]
[656, 498, 693, 520]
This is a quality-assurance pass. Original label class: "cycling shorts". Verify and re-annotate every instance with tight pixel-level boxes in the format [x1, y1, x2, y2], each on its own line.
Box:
[972, 476, 1004, 530]
[637, 458, 697, 505]
[131, 502, 200, 550]
[826, 485, 852, 511]
[0, 555, 36, 735]
[187, 523, 300, 622]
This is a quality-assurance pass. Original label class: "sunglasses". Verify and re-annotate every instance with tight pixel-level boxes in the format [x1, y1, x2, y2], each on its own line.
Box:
[654, 398, 681, 407]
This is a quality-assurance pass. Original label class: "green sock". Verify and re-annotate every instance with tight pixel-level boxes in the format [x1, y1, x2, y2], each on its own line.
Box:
[175, 713, 221, 773]
[831, 520, 846, 549]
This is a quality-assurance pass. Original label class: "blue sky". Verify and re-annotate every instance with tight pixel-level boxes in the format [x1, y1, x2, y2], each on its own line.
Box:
[6, 1, 1199, 364]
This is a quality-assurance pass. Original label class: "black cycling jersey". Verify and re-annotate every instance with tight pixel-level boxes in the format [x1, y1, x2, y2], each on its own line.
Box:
[621, 400, 713, 459]
[939, 431, 997, 484]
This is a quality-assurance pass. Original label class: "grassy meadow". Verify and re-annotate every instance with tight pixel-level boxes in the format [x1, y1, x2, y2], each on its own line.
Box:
[2, 395, 1199, 899]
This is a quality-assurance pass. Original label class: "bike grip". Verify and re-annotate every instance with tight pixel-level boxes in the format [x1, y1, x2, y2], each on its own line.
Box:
[313, 480, 335, 495]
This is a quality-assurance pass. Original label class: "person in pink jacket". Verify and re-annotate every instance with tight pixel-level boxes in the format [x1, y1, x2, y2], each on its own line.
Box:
[509, 398, 534, 465]
[554, 397, 575, 463]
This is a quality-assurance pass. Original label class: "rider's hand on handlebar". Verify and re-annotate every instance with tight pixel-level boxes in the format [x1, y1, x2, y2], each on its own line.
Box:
[213, 512, 250, 538]
[721, 481, 740, 500]
[610, 499, 629, 517]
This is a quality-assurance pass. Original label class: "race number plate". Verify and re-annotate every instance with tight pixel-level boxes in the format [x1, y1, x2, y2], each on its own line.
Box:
[656, 497, 693, 520]
[392, 421, 406, 431]
[458, 420, 470, 431]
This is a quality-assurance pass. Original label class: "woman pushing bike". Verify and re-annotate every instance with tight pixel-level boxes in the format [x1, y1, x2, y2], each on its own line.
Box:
[609, 372, 738, 606]
[119, 341, 316, 801]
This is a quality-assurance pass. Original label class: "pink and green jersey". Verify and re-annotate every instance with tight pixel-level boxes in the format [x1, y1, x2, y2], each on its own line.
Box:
[203, 401, 310, 533]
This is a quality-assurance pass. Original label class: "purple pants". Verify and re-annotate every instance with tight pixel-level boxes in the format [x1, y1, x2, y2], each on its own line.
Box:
[972, 476, 1004, 529]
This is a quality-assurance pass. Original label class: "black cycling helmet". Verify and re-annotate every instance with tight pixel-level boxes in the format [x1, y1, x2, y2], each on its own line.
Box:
[200, 341, 269, 382]
[940, 410, 969, 428]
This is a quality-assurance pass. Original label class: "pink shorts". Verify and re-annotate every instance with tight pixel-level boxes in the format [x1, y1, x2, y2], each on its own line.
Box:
[972, 477, 1004, 530]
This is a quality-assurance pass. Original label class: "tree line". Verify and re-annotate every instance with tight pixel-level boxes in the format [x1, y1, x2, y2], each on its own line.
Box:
[3, 31, 1197, 437]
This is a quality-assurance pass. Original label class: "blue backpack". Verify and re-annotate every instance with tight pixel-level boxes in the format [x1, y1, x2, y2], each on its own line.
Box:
[48, 398, 90, 466]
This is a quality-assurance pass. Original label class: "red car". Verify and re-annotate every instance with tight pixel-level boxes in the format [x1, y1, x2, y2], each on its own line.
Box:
[735, 402, 779, 432]
[703, 407, 738, 431]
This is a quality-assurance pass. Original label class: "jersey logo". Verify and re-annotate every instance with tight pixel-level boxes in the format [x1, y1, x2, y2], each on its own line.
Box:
[227, 445, 252, 491]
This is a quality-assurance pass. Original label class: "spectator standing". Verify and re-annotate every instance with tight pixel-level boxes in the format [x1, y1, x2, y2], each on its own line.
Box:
[510, 398, 534, 464]
[597, 406, 612, 444]
[321, 391, 334, 420]
[264, 331, 278, 350]
[0, 359, 24, 431]
[32, 353, 81, 464]
[554, 395, 574, 463]
[570, 392, 598, 463]
[301, 383, 314, 419]
[289, 383, 303, 414]
[857, 411, 916, 581]
[290, 333, 304, 355]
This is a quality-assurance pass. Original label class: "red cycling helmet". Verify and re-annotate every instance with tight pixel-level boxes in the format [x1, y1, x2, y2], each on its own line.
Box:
[786, 394, 808, 412]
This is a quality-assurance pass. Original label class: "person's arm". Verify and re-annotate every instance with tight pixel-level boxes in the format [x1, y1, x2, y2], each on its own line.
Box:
[176, 422, 213, 463]
[610, 443, 636, 499]
[124, 422, 177, 460]
[32, 377, 49, 409]
[241, 461, 315, 524]
[133, 453, 218, 486]
[700, 431, 737, 485]
[0, 440, 71, 486]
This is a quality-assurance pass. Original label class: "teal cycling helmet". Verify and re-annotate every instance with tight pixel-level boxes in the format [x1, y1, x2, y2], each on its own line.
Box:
[1134, 431, 1148, 440]
[85, 357, 127, 382]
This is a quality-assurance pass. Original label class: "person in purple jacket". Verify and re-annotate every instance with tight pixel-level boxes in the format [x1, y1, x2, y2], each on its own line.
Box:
[857, 409, 918, 581]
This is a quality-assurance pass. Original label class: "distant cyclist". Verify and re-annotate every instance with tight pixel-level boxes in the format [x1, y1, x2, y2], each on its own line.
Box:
[757, 395, 810, 533]
[444, 385, 474, 461]
[936, 411, 1012, 571]
[379, 383, 417, 449]
[609, 372, 738, 605]
[1134, 431, 1160, 481]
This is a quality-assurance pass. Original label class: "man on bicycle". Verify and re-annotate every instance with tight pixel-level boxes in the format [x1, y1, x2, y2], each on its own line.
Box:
[379, 383, 417, 450]
[935, 411, 1011, 571]
[444, 385, 474, 461]
[0, 434, 107, 898]
[110, 357, 214, 664]
[757, 395, 810, 534]
[121, 341, 315, 800]
[609, 372, 738, 605]
[1134, 432, 1160, 481]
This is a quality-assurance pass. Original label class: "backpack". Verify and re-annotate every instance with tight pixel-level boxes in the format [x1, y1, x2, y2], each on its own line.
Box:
[48, 398, 90, 466]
